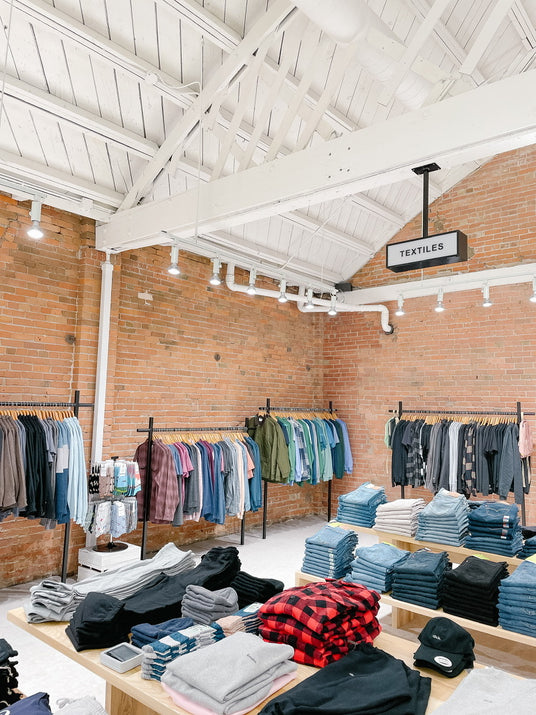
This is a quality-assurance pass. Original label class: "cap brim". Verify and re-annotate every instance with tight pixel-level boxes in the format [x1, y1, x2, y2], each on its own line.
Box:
[414, 643, 466, 674]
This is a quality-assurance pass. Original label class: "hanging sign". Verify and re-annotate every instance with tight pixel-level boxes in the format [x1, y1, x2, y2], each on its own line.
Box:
[386, 230, 468, 273]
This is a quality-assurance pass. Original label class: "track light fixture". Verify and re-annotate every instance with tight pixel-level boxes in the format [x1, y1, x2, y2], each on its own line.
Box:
[482, 283, 492, 308]
[167, 241, 180, 275]
[277, 279, 288, 303]
[530, 277, 536, 303]
[209, 258, 222, 286]
[327, 295, 337, 316]
[304, 288, 315, 311]
[27, 198, 44, 239]
[434, 288, 445, 313]
[246, 268, 257, 295]
[395, 295, 405, 316]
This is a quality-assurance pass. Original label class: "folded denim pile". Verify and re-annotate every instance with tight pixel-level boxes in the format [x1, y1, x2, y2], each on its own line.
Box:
[518, 535, 536, 559]
[441, 555, 508, 625]
[24, 542, 196, 623]
[301, 523, 358, 579]
[415, 489, 469, 546]
[161, 632, 297, 715]
[0, 638, 22, 708]
[391, 549, 450, 609]
[336, 482, 387, 527]
[465, 501, 523, 556]
[345, 542, 410, 593]
[141, 622, 225, 681]
[258, 581, 381, 667]
[131, 617, 194, 648]
[181, 585, 238, 625]
[230, 571, 284, 609]
[373, 498, 425, 537]
[215, 602, 263, 636]
[498, 559, 536, 637]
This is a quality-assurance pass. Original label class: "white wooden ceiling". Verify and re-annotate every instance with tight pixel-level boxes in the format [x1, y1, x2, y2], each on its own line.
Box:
[1, 0, 536, 291]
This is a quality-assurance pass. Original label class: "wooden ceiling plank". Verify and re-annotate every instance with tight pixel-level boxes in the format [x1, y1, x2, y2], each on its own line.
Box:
[459, 0, 517, 76]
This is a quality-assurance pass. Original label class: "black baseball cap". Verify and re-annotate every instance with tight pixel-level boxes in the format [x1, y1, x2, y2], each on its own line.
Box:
[414, 617, 475, 678]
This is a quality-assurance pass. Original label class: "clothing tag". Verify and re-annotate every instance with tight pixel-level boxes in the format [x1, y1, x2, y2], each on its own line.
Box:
[329, 521, 342, 527]
[472, 553, 490, 560]
[526, 554, 536, 564]
[380, 541, 395, 547]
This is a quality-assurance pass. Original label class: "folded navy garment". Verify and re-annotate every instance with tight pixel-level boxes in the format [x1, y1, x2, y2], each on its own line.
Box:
[131, 617, 194, 647]
[65, 592, 129, 652]
[0, 692, 51, 714]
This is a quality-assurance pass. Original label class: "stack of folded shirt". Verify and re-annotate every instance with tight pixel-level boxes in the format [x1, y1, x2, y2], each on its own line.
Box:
[416, 489, 469, 546]
[301, 523, 358, 579]
[181, 585, 238, 625]
[465, 501, 523, 556]
[374, 499, 425, 536]
[518, 535, 536, 559]
[336, 482, 387, 527]
[65, 592, 129, 651]
[391, 550, 450, 609]
[498, 559, 536, 637]
[441, 556, 508, 625]
[230, 571, 284, 609]
[141, 622, 225, 681]
[161, 632, 297, 714]
[216, 602, 263, 635]
[0, 638, 22, 708]
[25, 542, 196, 623]
[345, 542, 410, 593]
[131, 617, 194, 648]
[258, 580, 381, 667]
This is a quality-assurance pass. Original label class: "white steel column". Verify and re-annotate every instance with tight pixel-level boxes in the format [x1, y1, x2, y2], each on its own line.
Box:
[91, 251, 113, 463]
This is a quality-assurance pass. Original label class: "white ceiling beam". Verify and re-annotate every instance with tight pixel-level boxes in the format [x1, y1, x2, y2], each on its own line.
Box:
[459, 0, 517, 76]
[119, 0, 297, 210]
[0, 148, 123, 207]
[281, 211, 374, 256]
[96, 69, 536, 252]
[509, 2, 536, 48]
[153, 0, 242, 48]
[1, 74, 158, 159]
[350, 196, 404, 227]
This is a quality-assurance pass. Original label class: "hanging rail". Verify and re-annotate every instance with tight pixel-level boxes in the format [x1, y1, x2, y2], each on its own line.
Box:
[0, 390, 94, 581]
[136, 418, 249, 558]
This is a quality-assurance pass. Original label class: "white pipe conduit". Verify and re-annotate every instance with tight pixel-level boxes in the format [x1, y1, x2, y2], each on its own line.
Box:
[225, 265, 393, 333]
[91, 251, 113, 463]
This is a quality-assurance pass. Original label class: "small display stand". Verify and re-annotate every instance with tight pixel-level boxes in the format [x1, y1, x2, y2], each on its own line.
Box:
[77, 542, 141, 580]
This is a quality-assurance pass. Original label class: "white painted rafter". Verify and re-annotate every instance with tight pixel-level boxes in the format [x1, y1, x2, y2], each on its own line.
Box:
[459, 0, 517, 76]
[96, 69, 536, 252]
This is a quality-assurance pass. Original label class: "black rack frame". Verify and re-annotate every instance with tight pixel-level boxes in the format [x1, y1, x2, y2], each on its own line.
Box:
[0, 390, 94, 581]
[390, 400, 534, 522]
[136, 417, 249, 559]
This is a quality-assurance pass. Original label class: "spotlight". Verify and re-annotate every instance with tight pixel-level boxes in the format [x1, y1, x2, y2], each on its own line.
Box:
[434, 288, 445, 313]
[530, 277, 536, 303]
[27, 199, 43, 239]
[304, 288, 315, 311]
[482, 283, 492, 308]
[395, 295, 405, 316]
[209, 258, 222, 286]
[246, 268, 257, 295]
[167, 242, 180, 275]
[278, 279, 288, 303]
[327, 295, 337, 316]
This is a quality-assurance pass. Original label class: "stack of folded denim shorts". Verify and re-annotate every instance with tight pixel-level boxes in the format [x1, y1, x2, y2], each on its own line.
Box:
[374, 498, 425, 536]
[345, 542, 410, 592]
[301, 523, 358, 579]
[415, 489, 469, 546]
[442, 555, 508, 625]
[336, 482, 387, 527]
[518, 535, 536, 559]
[498, 559, 536, 637]
[391, 549, 450, 609]
[465, 501, 523, 556]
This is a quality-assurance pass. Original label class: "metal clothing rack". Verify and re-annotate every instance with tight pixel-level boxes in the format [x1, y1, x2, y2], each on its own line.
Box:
[0, 390, 94, 581]
[390, 400, 535, 523]
[136, 418, 249, 559]
[258, 398, 336, 540]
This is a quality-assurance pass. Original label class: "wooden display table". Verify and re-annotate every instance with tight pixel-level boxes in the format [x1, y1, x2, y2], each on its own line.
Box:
[8, 607, 477, 714]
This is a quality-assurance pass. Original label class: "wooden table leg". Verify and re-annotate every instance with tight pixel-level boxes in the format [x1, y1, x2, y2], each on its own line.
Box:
[390, 604, 414, 629]
[106, 682, 160, 715]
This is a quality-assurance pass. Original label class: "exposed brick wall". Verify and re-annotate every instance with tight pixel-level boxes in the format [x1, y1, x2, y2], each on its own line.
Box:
[325, 145, 536, 521]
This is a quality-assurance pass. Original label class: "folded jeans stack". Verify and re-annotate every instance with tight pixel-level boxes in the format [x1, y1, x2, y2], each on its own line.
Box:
[374, 498, 425, 537]
[391, 550, 450, 609]
[161, 632, 297, 715]
[301, 524, 358, 579]
[258, 581, 381, 667]
[518, 535, 536, 559]
[229, 572, 284, 609]
[441, 556, 508, 625]
[466, 502, 523, 556]
[345, 542, 410, 593]
[415, 489, 469, 547]
[336, 482, 387, 527]
[498, 559, 536, 637]
[0, 638, 22, 708]
[181, 585, 238, 625]
[141, 622, 224, 681]
[216, 603, 263, 636]
[130, 617, 194, 648]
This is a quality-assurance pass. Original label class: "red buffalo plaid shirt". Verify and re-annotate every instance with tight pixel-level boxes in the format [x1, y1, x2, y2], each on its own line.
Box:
[258, 581, 381, 667]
